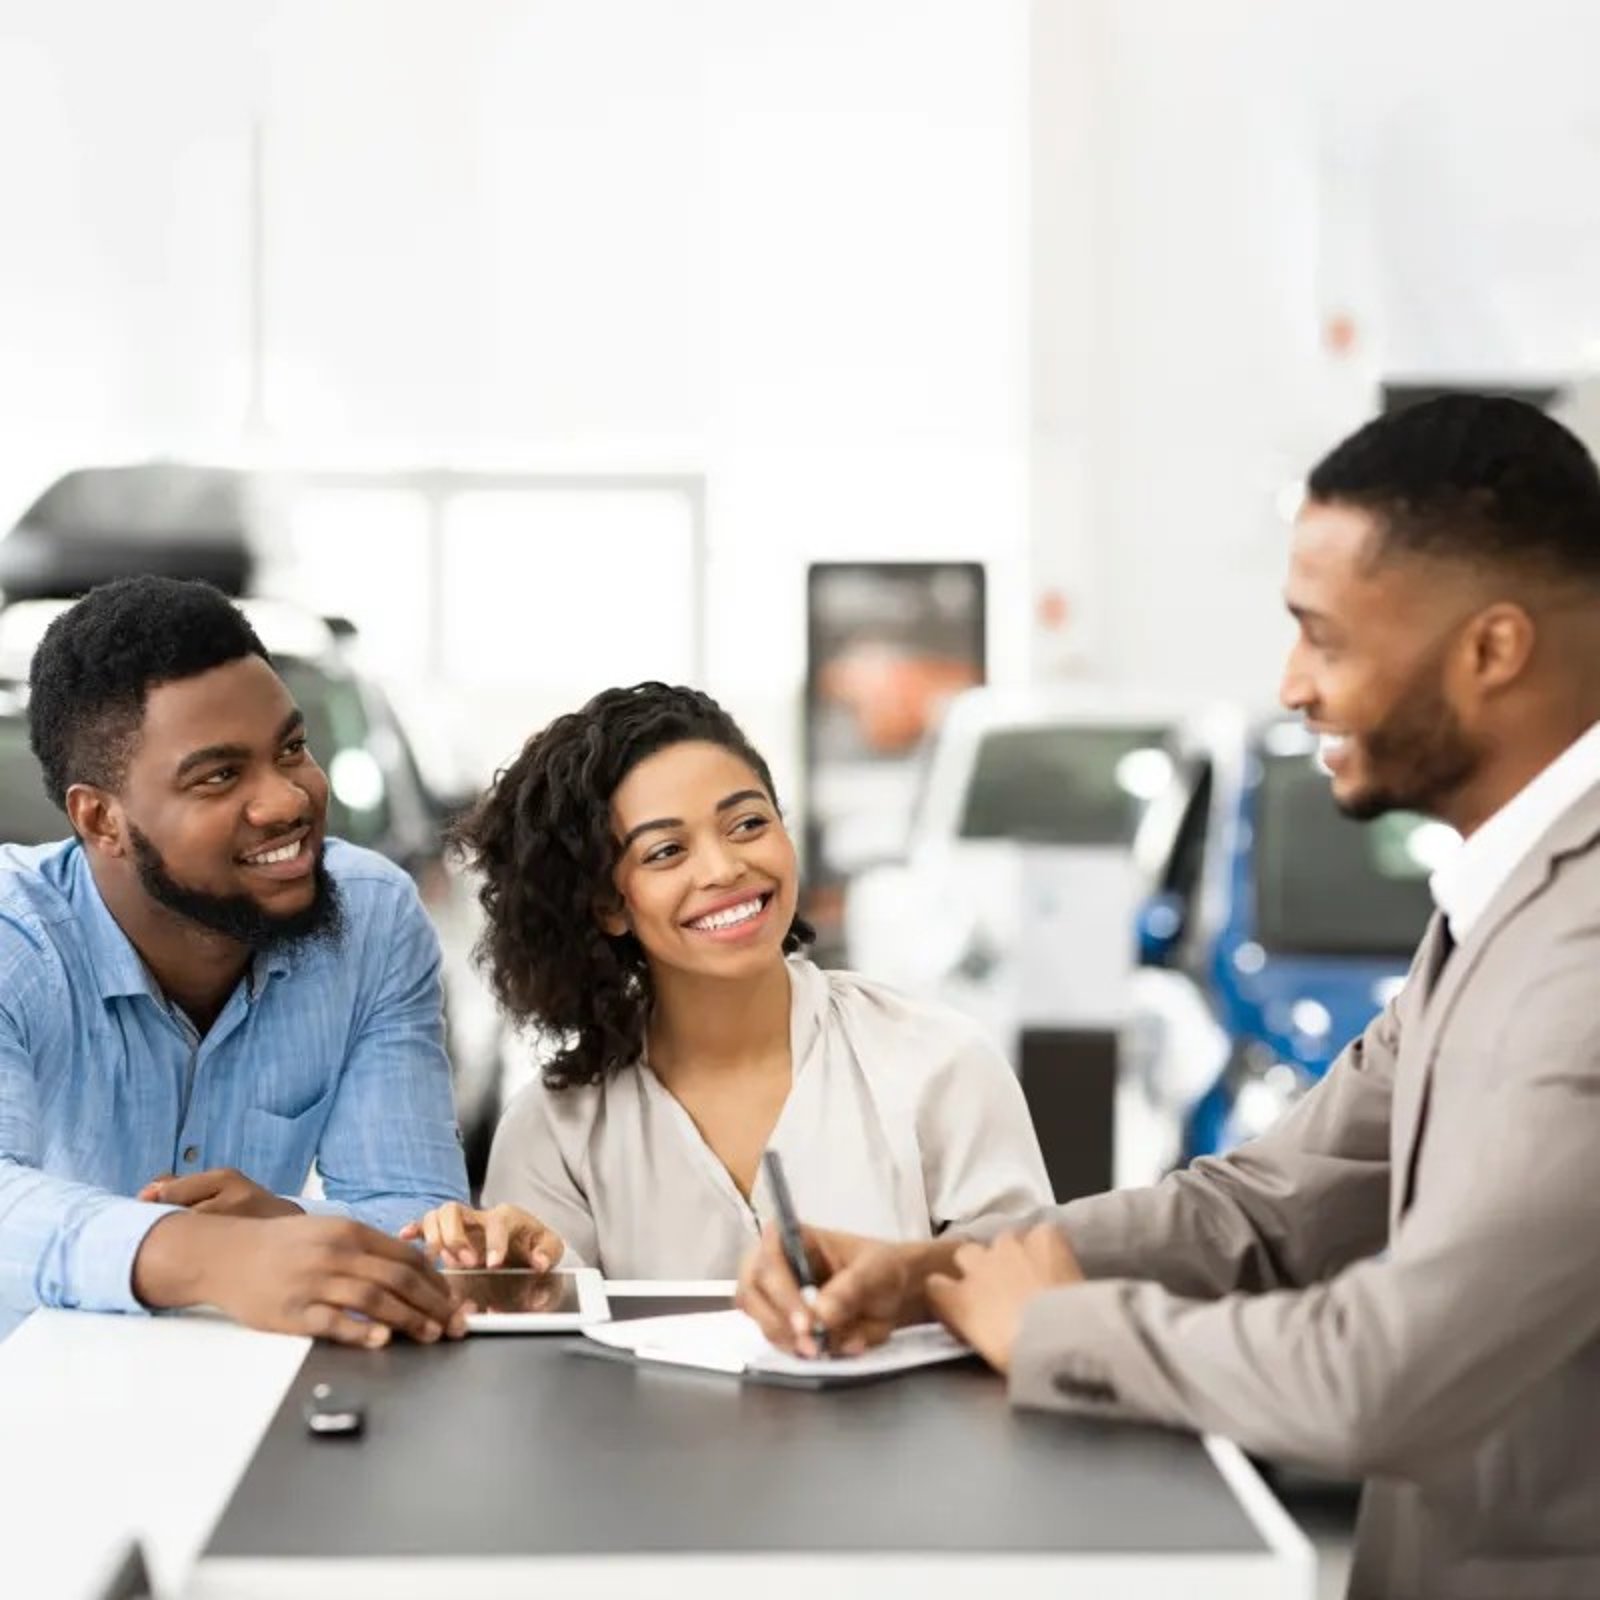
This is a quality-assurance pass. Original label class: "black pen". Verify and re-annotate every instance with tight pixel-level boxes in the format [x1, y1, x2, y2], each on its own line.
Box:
[760, 1149, 830, 1357]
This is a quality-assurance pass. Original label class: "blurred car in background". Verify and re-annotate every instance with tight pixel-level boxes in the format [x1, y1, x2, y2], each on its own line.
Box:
[0, 465, 508, 1185]
[0, 462, 258, 600]
[844, 686, 1181, 1199]
[846, 686, 1180, 1038]
[1116, 708, 1456, 1187]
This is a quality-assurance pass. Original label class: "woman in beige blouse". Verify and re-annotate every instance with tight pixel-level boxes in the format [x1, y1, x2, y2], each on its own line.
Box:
[401, 682, 1051, 1278]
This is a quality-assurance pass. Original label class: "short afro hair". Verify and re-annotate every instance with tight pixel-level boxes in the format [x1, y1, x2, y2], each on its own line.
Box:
[27, 576, 270, 806]
[1307, 394, 1600, 586]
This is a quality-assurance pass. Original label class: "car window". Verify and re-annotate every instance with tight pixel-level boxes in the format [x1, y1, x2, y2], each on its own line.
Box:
[957, 724, 1170, 846]
[1254, 751, 1438, 957]
[275, 658, 394, 849]
[0, 715, 68, 846]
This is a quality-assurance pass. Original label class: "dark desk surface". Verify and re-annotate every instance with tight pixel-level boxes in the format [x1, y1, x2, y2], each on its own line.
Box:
[205, 1296, 1263, 1562]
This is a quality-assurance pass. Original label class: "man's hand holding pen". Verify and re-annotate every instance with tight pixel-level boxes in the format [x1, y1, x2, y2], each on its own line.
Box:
[737, 1222, 956, 1357]
[738, 1211, 1085, 1373]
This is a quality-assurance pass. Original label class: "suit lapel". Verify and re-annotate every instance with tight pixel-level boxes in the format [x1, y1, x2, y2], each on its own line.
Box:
[1389, 914, 1452, 1230]
[1392, 781, 1600, 1225]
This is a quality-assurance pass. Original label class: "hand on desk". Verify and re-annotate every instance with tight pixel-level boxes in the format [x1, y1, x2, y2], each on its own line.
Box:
[138, 1167, 301, 1220]
[399, 1201, 564, 1271]
[133, 1212, 470, 1347]
[737, 1224, 954, 1358]
[925, 1226, 1083, 1375]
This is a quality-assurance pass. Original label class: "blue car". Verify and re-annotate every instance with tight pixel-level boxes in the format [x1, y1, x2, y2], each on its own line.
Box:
[1115, 709, 1454, 1184]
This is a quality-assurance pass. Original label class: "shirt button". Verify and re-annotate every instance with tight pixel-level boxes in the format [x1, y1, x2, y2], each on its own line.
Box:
[182, 1145, 199, 1164]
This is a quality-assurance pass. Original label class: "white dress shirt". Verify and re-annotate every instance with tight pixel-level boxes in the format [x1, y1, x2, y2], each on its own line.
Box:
[1429, 718, 1600, 940]
[482, 957, 1053, 1277]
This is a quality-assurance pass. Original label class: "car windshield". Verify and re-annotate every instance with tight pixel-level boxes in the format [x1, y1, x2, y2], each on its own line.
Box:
[1253, 750, 1441, 957]
[0, 714, 68, 846]
[958, 723, 1171, 846]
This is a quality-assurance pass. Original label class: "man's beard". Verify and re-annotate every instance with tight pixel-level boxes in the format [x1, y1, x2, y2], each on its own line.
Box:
[1335, 671, 1480, 823]
[129, 826, 346, 955]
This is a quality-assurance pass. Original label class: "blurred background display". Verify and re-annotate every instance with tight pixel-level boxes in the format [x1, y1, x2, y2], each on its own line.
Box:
[802, 561, 986, 959]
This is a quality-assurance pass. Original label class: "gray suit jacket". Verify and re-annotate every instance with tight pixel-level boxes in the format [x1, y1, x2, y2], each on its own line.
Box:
[1008, 781, 1600, 1599]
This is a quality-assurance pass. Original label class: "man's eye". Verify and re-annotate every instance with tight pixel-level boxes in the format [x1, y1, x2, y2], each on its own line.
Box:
[199, 768, 237, 787]
[281, 737, 309, 759]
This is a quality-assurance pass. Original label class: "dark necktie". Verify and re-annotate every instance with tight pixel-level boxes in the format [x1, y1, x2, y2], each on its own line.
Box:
[1426, 917, 1455, 1002]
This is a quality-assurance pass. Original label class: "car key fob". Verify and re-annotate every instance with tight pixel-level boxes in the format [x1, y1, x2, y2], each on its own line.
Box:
[303, 1382, 365, 1438]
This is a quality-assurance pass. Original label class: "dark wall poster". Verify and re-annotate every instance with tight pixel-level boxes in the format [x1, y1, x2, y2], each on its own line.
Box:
[803, 561, 987, 959]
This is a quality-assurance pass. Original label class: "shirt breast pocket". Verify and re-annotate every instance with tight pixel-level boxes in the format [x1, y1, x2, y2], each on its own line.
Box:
[241, 1084, 337, 1193]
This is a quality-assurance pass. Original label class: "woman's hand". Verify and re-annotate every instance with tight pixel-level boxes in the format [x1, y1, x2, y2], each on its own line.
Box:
[398, 1201, 564, 1271]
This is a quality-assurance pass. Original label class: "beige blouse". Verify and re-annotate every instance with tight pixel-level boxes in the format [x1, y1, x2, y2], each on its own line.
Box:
[481, 958, 1053, 1278]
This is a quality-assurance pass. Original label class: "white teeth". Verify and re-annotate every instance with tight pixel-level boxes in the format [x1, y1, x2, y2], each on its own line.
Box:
[690, 897, 765, 932]
[246, 840, 301, 866]
[1315, 734, 1348, 775]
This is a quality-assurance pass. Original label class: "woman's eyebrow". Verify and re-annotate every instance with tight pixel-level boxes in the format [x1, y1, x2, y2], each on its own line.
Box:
[620, 816, 682, 849]
[715, 789, 768, 813]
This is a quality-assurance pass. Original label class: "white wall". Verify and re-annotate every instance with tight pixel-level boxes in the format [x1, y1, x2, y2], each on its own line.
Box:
[0, 0, 256, 519]
[1032, 0, 1600, 712]
[1030, 1, 1358, 710]
[0, 0, 1031, 804]
[9, 0, 1600, 770]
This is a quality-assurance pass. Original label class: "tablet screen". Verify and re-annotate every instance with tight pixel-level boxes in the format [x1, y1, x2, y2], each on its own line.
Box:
[443, 1269, 584, 1317]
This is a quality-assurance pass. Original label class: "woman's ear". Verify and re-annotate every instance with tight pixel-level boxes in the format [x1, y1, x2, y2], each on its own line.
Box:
[595, 895, 630, 938]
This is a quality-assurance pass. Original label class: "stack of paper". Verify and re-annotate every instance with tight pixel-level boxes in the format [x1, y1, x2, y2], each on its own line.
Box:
[584, 1309, 971, 1383]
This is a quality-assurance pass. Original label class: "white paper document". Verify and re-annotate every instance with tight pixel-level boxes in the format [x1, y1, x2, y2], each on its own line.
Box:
[584, 1308, 971, 1381]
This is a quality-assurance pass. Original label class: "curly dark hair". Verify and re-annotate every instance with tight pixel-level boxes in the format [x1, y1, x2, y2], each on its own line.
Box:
[453, 682, 815, 1090]
[1308, 394, 1600, 585]
[27, 576, 270, 807]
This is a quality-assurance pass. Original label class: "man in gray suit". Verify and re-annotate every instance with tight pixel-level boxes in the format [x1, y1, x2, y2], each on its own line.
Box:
[739, 395, 1600, 1598]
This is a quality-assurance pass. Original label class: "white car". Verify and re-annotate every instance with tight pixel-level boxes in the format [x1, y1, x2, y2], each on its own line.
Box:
[844, 686, 1181, 1054]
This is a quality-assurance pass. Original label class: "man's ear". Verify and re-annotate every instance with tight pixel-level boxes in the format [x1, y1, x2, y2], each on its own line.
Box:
[1464, 602, 1536, 696]
[64, 785, 125, 858]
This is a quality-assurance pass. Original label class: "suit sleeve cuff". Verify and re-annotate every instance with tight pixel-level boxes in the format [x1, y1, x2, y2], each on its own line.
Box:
[1007, 1279, 1180, 1425]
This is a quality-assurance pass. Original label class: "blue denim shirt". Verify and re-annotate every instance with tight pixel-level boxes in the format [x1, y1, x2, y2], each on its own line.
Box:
[0, 838, 469, 1334]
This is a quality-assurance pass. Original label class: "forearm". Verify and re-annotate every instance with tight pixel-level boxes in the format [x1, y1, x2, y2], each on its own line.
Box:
[1010, 1208, 1600, 1478]
[957, 1154, 1375, 1301]
[1008, 1273, 1387, 1474]
[0, 1158, 180, 1316]
[1055, 1152, 1354, 1297]
[314, 1147, 468, 1234]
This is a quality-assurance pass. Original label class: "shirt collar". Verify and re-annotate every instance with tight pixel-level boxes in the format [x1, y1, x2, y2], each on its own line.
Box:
[66, 844, 293, 1004]
[69, 845, 159, 1001]
[1430, 718, 1600, 941]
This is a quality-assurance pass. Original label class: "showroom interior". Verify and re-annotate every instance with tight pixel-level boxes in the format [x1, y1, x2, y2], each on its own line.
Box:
[4, 4, 1600, 1598]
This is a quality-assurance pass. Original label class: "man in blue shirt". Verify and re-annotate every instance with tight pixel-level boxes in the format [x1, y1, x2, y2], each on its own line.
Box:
[0, 576, 471, 1344]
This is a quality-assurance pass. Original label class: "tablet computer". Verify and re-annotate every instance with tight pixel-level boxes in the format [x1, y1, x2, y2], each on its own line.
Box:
[442, 1267, 609, 1333]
